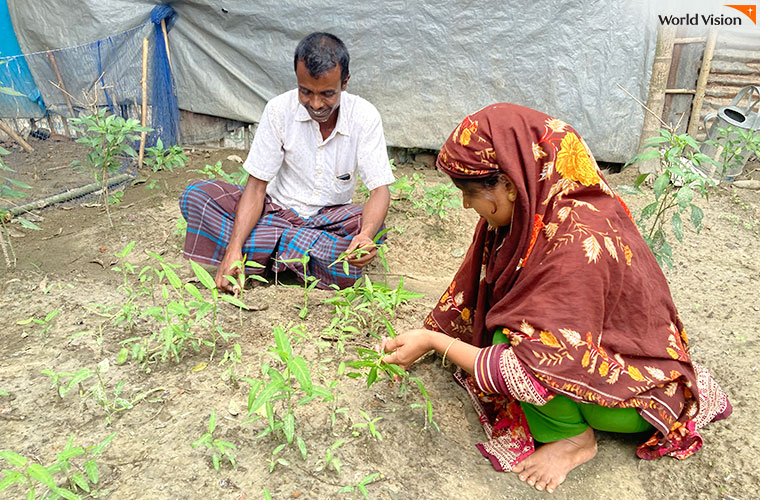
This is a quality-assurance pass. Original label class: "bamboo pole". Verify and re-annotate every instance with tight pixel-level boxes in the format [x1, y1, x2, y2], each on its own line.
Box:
[687, 29, 718, 138]
[138, 37, 149, 169]
[161, 19, 172, 69]
[9, 173, 133, 217]
[47, 52, 74, 138]
[637, 25, 676, 175]
[0, 119, 34, 152]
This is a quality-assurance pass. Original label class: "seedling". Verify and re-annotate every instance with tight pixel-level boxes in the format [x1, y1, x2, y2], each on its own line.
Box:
[143, 138, 189, 172]
[337, 472, 381, 499]
[41, 367, 92, 399]
[70, 109, 152, 226]
[351, 410, 383, 440]
[220, 343, 243, 384]
[329, 228, 392, 276]
[413, 182, 460, 219]
[223, 254, 268, 300]
[17, 309, 61, 336]
[316, 439, 345, 475]
[0, 145, 35, 269]
[0, 432, 115, 499]
[196, 161, 249, 185]
[191, 410, 237, 471]
[277, 251, 320, 319]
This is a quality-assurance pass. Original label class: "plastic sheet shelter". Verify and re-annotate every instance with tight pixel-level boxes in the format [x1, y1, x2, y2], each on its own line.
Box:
[7, 0, 668, 162]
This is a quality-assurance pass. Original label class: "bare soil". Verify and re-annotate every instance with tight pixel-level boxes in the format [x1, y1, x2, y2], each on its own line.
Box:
[0, 140, 758, 500]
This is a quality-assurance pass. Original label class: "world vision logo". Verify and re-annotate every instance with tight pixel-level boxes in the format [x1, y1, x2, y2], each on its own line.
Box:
[658, 4, 756, 25]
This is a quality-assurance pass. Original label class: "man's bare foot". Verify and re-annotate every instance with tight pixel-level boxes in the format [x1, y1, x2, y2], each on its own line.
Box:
[512, 427, 597, 493]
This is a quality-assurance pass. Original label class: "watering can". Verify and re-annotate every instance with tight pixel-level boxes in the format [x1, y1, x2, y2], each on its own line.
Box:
[699, 85, 760, 182]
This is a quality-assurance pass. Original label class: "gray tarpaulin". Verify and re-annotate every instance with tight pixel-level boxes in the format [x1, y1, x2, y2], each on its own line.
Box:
[8, 0, 660, 162]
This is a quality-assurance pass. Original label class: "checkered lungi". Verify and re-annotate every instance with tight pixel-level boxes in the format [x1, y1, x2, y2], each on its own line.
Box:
[180, 180, 373, 289]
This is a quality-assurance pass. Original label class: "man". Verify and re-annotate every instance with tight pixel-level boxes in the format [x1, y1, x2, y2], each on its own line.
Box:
[180, 32, 394, 292]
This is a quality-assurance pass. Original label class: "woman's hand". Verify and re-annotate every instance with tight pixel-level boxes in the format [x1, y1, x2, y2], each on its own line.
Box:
[381, 329, 434, 370]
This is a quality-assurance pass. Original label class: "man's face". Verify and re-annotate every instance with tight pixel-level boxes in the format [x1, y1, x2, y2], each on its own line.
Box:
[295, 59, 348, 123]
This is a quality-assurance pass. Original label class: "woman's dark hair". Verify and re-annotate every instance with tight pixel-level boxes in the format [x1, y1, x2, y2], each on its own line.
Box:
[451, 172, 507, 193]
[294, 32, 350, 82]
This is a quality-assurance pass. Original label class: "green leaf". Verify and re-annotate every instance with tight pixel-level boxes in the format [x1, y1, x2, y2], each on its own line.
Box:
[653, 173, 670, 198]
[208, 410, 217, 434]
[0, 470, 25, 490]
[0, 451, 27, 467]
[90, 432, 116, 457]
[220, 294, 248, 309]
[161, 264, 183, 290]
[690, 204, 704, 231]
[190, 260, 216, 290]
[283, 412, 295, 444]
[248, 380, 283, 414]
[273, 327, 292, 361]
[289, 356, 313, 395]
[367, 367, 378, 387]
[640, 201, 658, 221]
[675, 186, 694, 210]
[296, 436, 307, 460]
[16, 218, 42, 231]
[61, 368, 92, 397]
[671, 213, 684, 243]
[83, 460, 98, 483]
[337, 485, 354, 493]
[54, 487, 80, 500]
[27, 463, 56, 488]
[71, 472, 90, 492]
[0, 86, 24, 96]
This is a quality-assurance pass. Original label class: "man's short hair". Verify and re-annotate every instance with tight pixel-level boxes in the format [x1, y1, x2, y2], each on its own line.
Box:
[294, 32, 350, 82]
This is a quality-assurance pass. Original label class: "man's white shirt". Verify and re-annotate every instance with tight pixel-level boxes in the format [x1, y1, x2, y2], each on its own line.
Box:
[243, 89, 394, 218]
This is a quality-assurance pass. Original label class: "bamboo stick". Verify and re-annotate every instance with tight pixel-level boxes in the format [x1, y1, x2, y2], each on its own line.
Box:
[9, 173, 133, 216]
[687, 29, 718, 138]
[637, 25, 676, 175]
[47, 52, 74, 137]
[138, 37, 149, 169]
[161, 19, 172, 69]
[0, 119, 34, 152]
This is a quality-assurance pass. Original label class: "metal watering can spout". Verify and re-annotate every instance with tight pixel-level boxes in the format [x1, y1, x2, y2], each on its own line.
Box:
[699, 85, 760, 182]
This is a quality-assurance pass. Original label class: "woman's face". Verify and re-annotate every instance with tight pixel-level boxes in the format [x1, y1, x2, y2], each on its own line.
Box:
[459, 177, 516, 227]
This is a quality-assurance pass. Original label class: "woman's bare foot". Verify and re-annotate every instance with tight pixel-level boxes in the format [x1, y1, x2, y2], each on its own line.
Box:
[511, 427, 597, 493]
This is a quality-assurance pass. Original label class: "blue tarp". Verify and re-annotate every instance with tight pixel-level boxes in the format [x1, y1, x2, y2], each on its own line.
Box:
[0, 0, 45, 118]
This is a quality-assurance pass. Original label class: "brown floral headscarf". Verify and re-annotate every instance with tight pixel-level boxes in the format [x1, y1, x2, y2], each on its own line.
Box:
[426, 103, 728, 453]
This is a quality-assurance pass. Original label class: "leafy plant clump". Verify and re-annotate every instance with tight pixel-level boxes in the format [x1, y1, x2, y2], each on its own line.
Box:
[0, 432, 115, 499]
[143, 138, 189, 172]
[625, 128, 714, 268]
[70, 109, 152, 226]
[196, 161, 249, 185]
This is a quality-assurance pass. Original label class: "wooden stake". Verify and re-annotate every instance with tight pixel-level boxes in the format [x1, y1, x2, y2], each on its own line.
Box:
[138, 37, 149, 169]
[637, 25, 676, 175]
[47, 52, 75, 138]
[161, 19, 172, 69]
[687, 29, 718, 138]
[0, 119, 34, 152]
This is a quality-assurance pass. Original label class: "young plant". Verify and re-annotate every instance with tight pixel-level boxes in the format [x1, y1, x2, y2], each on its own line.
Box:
[0, 432, 115, 499]
[625, 129, 715, 268]
[329, 228, 392, 277]
[245, 325, 334, 464]
[143, 138, 189, 172]
[337, 472, 381, 499]
[70, 109, 152, 226]
[413, 182, 461, 219]
[41, 367, 92, 399]
[222, 254, 268, 300]
[704, 125, 760, 180]
[316, 439, 345, 475]
[191, 410, 237, 471]
[220, 343, 243, 384]
[196, 160, 249, 185]
[16, 309, 61, 336]
[278, 251, 320, 319]
[351, 410, 383, 440]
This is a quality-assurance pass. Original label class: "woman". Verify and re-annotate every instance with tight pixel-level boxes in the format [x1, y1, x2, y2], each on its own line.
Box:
[381, 104, 731, 494]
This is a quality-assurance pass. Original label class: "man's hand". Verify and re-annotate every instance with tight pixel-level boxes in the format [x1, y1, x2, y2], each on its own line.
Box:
[345, 233, 377, 267]
[380, 329, 433, 371]
[215, 249, 243, 294]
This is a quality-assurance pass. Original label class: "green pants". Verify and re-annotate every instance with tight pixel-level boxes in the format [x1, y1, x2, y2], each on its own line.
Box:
[493, 330, 653, 443]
